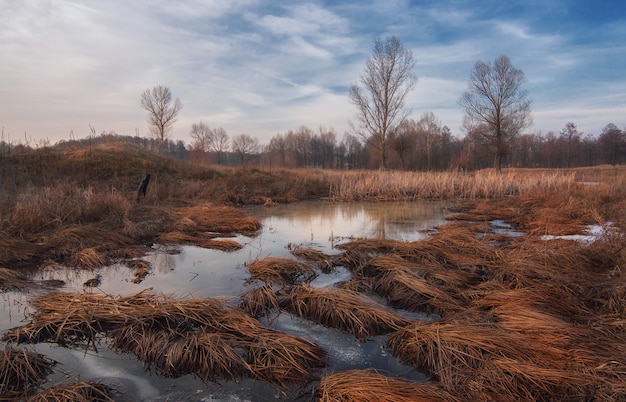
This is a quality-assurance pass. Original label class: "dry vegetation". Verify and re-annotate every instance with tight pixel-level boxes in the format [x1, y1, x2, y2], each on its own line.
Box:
[3, 290, 326, 388]
[2, 142, 626, 400]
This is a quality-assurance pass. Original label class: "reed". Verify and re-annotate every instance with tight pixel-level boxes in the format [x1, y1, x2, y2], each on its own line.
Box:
[278, 285, 410, 341]
[317, 369, 458, 402]
[247, 257, 317, 285]
[329, 170, 576, 201]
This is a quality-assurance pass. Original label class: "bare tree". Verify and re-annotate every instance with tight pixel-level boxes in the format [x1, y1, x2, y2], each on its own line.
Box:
[190, 121, 211, 152]
[349, 35, 417, 170]
[140, 85, 182, 147]
[207, 127, 229, 164]
[231, 134, 259, 167]
[459, 55, 531, 171]
[559, 122, 581, 168]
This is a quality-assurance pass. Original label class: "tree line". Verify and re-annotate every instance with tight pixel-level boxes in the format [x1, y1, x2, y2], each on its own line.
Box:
[7, 36, 619, 171]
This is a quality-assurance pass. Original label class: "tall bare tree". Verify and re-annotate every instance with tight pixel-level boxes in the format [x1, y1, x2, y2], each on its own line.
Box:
[349, 35, 417, 170]
[140, 85, 182, 147]
[231, 134, 259, 167]
[190, 121, 211, 152]
[207, 127, 229, 165]
[459, 55, 531, 171]
[559, 122, 581, 168]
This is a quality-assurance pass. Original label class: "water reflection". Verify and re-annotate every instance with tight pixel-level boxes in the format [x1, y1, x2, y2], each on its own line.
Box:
[0, 200, 448, 401]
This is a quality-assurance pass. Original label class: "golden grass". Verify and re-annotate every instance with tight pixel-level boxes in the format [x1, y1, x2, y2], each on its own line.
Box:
[4, 290, 326, 388]
[386, 321, 597, 400]
[247, 256, 317, 285]
[26, 380, 113, 402]
[316, 369, 458, 402]
[327, 186, 626, 400]
[0, 345, 56, 399]
[329, 169, 576, 201]
[278, 285, 410, 341]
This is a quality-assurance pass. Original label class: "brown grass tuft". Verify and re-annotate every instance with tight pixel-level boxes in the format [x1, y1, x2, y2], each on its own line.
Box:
[290, 246, 335, 273]
[26, 380, 113, 402]
[239, 283, 280, 317]
[247, 257, 317, 285]
[278, 285, 410, 341]
[317, 369, 458, 402]
[0, 345, 56, 399]
[0, 267, 30, 291]
[5, 290, 326, 388]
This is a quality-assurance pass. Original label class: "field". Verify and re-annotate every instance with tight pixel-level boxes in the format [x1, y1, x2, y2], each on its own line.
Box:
[1, 142, 625, 400]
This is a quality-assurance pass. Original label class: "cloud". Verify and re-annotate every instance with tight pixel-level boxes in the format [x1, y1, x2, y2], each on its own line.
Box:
[1, 0, 625, 145]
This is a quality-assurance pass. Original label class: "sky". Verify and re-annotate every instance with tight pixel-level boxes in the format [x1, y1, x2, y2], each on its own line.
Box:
[2, 0, 626, 146]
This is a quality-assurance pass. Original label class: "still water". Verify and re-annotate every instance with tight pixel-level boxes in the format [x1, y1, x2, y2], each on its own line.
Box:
[1, 200, 448, 401]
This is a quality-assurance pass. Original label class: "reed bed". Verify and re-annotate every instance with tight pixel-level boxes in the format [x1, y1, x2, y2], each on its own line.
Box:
[26, 380, 113, 402]
[278, 285, 410, 341]
[247, 257, 317, 285]
[329, 170, 576, 201]
[0, 345, 56, 399]
[4, 290, 326, 388]
[316, 369, 458, 402]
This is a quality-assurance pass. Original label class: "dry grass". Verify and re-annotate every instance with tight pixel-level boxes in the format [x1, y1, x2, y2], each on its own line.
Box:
[329, 169, 576, 201]
[0, 267, 30, 291]
[26, 380, 113, 402]
[317, 369, 458, 402]
[290, 246, 335, 273]
[278, 285, 410, 341]
[247, 257, 317, 285]
[239, 283, 280, 317]
[386, 321, 598, 400]
[4, 290, 326, 388]
[0, 346, 56, 399]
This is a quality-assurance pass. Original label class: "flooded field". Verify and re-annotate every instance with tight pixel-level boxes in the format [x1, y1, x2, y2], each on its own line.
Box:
[0, 200, 448, 401]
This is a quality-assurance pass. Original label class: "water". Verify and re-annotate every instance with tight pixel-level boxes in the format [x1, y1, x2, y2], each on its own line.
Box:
[0, 200, 447, 401]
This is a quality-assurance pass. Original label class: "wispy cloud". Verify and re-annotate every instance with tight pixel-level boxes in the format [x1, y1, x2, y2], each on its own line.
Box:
[1, 1, 625, 143]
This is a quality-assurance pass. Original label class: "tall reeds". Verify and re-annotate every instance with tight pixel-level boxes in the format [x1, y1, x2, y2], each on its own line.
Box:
[329, 169, 576, 201]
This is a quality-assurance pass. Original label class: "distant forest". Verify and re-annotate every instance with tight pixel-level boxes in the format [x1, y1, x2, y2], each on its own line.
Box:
[2, 119, 624, 171]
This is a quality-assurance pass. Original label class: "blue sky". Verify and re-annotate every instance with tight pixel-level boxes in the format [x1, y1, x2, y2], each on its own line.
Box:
[1, 0, 625, 145]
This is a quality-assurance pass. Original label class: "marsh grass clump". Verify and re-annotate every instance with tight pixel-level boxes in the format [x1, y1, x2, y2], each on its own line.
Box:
[247, 257, 317, 285]
[0, 267, 30, 291]
[290, 246, 335, 273]
[26, 380, 113, 402]
[317, 369, 458, 402]
[0, 345, 56, 399]
[278, 285, 410, 341]
[4, 290, 326, 388]
[386, 321, 597, 400]
[239, 283, 280, 317]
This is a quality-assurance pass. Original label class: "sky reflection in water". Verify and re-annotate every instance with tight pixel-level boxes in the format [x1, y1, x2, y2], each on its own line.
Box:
[1, 200, 448, 401]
